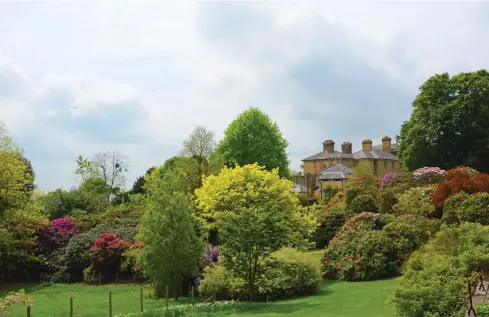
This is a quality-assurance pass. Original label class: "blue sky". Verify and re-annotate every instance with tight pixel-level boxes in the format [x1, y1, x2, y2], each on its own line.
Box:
[1, 1, 489, 191]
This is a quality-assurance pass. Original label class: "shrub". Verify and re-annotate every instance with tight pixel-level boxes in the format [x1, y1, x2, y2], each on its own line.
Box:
[83, 266, 98, 284]
[321, 191, 345, 212]
[322, 185, 341, 203]
[258, 248, 321, 299]
[377, 187, 398, 214]
[442, 192, 489, 225]
[88, 233, 131, 275]
[203, 246, 219, 267]
[36, 217, 78, 255]
[198, 264, 245, 299]
[382, 171, 414, 195]
[392, 186, 436, 217]
[0, 290, 33, 316]
[413, 167, 446, 186]
[394, 223, 489, 317]
[322, 213, 436, 281]
[431, 167, 489, 216]
[347, 194, 377, 213]
[314, 208, 353, 248]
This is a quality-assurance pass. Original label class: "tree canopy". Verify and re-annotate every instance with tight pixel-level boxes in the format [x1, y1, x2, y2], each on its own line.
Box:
[398, 69, 489, 172]
[216, 107, 290, 178]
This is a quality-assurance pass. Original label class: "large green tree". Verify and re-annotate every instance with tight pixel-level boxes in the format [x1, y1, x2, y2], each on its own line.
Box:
[137, 176, 204, 299]
[216, 107, 290, 178]
[398, 69, 489, 172]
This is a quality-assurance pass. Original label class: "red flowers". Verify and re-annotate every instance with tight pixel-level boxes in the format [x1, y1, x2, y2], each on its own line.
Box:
[88, 233, 130, 273]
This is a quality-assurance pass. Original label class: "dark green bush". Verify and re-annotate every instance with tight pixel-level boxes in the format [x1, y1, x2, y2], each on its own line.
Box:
[258, 248, 322, 299]
[442, 192, 469, 224]
[313, 208, 353, 248]
[377, 187, 398, 214]
[347, 194, 377, 213]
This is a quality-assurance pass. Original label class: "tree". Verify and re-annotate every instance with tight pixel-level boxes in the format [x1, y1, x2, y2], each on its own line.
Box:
[216, 107, 290, 178]
[196, 164, 316, 301]
[0, 122, 33, 217]
[181, 126, 216, 164]
[398, 70, 489, 172]
[75, 151, 130, 201]
[137, 181, 204, 299]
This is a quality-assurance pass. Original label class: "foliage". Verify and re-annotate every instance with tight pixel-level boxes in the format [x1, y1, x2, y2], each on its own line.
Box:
[88, 233, 131, 275]
[398, 70, 489, 172]
[394, 223, 489, 317]
[181, 126, 216, 164]
[441, 191, 469, 225]
[431, 167, 489, 216]
[215, 107, 290, 178]
[195, 164, 315, 240]
[258, 248, 322, 299]
[122, 240, 144, 275]
[380, 173, 394, 185]
[0, 202, 47, 278]
[137, 182, 204, 299]
[0, 289, 33, 317]
[442, 192, 489, 225]
[322, 185, 341, 203]
[0, 122, 33, 216]
[346, 161, 379, 194]
[347, 193, 377, 214]
[322, 213, 437, 281]
[321, 191, 345, 212]
[392, 186, 437, 217]
[376, 187, 398, 214]
[198, 263, 238, 298]
[314, 208, 352, 249]
[36, 217, 78, 255]
[413, 167, 446, 186]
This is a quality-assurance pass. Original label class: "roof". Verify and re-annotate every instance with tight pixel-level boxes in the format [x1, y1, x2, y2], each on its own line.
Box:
[302, 151, 354, 161]
[373, 143, 398, 151]
[318, 163, 352, 180]
[352, 149, 397, 160]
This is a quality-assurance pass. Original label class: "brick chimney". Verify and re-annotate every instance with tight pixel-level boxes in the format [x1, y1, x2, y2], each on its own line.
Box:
[323, 140, 335, 152]
[362, 139, 373, 151]
[382, 136, 392, 153]
[341, 141, 352, 154]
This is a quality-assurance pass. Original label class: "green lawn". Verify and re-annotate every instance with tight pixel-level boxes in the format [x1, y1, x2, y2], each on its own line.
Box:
[1, 278, 399, 317]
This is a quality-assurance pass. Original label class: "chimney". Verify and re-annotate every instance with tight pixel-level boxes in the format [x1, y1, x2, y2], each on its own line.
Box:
[323, 140, 335, 152]
[362, 139, 373, 151]
[382, 136, 392, 153]
[341, 142, 352, 154]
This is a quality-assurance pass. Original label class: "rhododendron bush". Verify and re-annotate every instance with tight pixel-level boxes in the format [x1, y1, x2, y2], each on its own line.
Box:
[413, 167, 446, 185]
[36, 217, 78, 254]
[88, 233, 130, 274]
[322, 213, 437, 281]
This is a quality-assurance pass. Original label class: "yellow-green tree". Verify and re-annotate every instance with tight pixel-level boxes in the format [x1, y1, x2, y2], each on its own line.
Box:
[195, 164, 316, 301]
[0, 122, 33, 218]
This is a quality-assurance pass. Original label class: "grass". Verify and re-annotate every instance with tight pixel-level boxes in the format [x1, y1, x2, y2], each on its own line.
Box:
[1, 278, 399, 317]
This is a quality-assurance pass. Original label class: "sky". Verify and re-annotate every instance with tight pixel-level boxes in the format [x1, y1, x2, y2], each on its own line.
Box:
[1, 1, 489, 192]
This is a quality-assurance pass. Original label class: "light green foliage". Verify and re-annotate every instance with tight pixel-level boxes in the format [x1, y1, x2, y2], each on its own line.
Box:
[0, 289, 33, 316]
[216, 107, 290, 178]
[137, 179, 205, 299]
[392, 186, 436, 217]
[259, 248, 322, 299]
[0, 202, 48, 278]
[346, 161, 379, 194]
[394, 223, 489, 317]
[451, 192, 489, 225]
[198, 264, 244, 298]
[398, 70, 489, 172]
[442, 192, 469, 224]
[0, 122, 33, 217]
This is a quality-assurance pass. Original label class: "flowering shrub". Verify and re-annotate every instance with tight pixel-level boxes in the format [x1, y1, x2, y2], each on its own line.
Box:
[122, 240, 144, 274]
[431, 167, 489, 216]
[413, 167, 446, 186]
[381, 173, 394, 185]
[0, 290, 33, 316]
[322, 213, 436, 281]
[88, 233, 131, 274]
[203, 246, 219, 267]
[36, 217, 78, 254]
[392, 186, 437, 217]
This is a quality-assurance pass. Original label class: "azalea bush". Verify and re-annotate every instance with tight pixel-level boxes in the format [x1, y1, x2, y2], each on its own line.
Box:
[413, 167, 446, 186]
[88, 233, 131, 275]
[381, 173, 394, 185]
[431, 167, 489, 217]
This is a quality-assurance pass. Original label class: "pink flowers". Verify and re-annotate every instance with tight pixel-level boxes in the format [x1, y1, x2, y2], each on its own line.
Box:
[36, 217, 78, 253]
[88, 233, 130, 271]
[381, 173, 394, 185]
[413, 167, 446, 185]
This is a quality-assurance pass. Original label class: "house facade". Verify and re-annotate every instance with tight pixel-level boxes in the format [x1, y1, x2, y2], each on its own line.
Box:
[299, 136, 399, 199]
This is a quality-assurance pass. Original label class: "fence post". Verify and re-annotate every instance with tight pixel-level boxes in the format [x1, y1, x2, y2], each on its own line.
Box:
[165, 285, 169, 309]
[70, 297, 73, 317]
[26, 306, 31, 317]
[109, 291, 113, 317]
[140, 288, 144, 312]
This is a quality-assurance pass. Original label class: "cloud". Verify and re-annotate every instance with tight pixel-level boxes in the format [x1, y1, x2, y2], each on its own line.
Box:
[1, 1, 489, 189]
